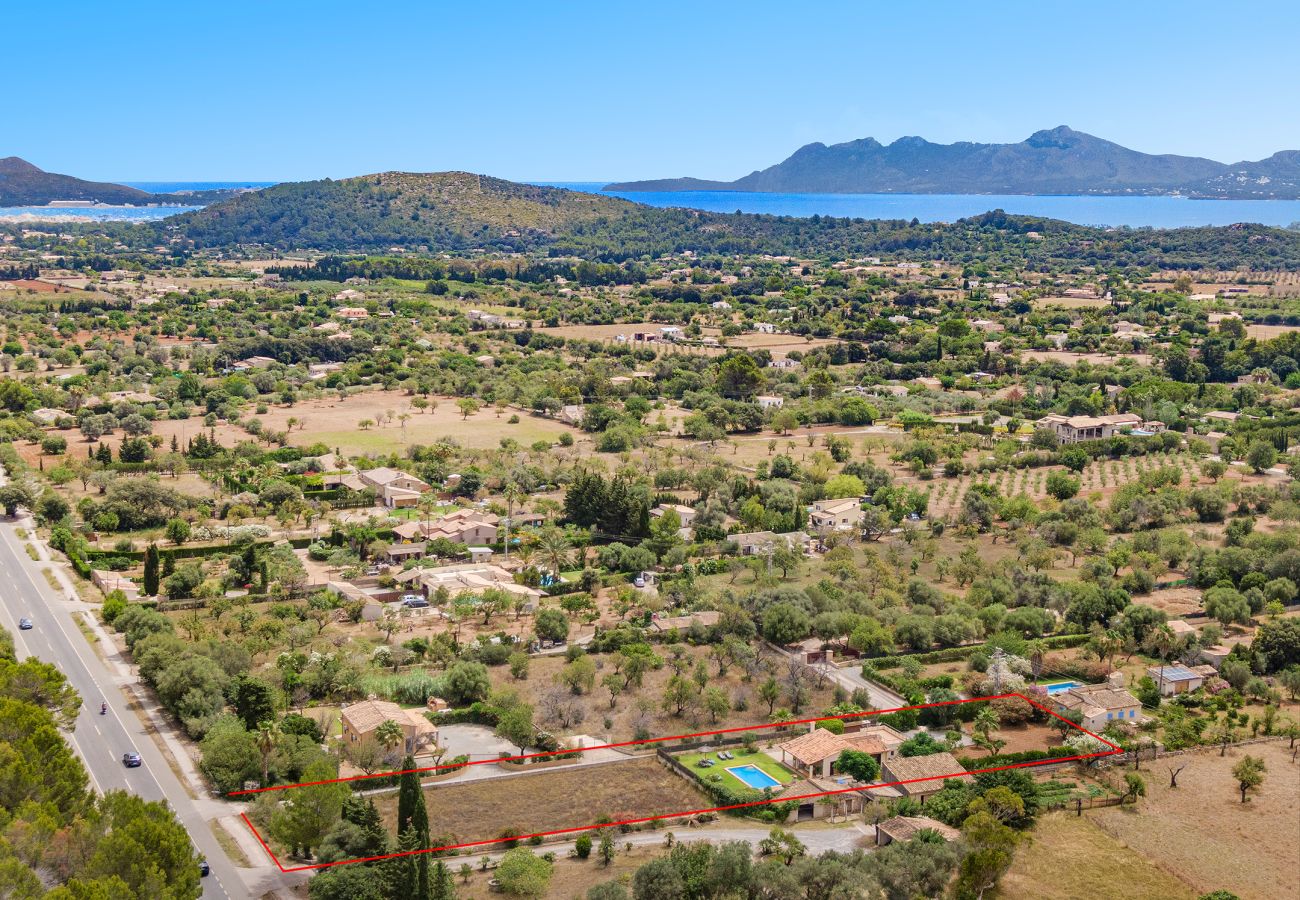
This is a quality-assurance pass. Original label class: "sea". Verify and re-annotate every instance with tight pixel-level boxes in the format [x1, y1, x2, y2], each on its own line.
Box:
[0, 181, 274, 223]
[4, 179, 1300, 229]
[546, 183, 1300, 230]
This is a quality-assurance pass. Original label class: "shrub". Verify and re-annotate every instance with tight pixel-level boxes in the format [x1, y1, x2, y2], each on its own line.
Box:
[574, 833, 592, 859]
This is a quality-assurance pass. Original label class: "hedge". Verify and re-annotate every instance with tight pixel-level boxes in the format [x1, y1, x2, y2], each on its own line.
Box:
[957, 746, 1075, 770]
[866, 633, 1090, 670]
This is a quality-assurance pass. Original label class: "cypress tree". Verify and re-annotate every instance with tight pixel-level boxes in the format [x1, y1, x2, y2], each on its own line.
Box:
[395, 755, 431, 898]
[143, 544, 160, 596]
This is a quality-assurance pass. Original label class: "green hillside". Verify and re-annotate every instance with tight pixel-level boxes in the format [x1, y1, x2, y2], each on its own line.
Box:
[165, 171, 638, 251]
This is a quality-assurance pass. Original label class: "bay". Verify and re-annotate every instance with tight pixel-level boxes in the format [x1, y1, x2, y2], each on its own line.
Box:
[543, 182, 1300, 229]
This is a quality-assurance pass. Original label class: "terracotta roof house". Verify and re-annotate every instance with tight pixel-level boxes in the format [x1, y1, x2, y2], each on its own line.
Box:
[881, 752, 974, 800]
[1051, 683, 1142, 732]
[875, 815, 961, 846]
[340, 699, 438, 756]
[809, 498, 865, 535]
[357, 468, 431, 508]
[776, 725, 904, 778]
[1035, 413, 1143, 444]
[730, 530, 812, 556]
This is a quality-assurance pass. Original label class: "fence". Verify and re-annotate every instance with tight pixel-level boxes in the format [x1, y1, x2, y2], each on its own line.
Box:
[1068, 796, 1125, 814]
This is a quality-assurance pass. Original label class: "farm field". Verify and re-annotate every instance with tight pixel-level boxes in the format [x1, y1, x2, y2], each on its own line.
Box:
[1030, 296, 1110, 309]
[999, 812, 1197, 900]
[1245, 323, 1300, 340]
[374, 757, 705, 851]
[1017, 349, 1154, 366]
[1089, 741, 1300, 900]
[479, 644, 842, 746]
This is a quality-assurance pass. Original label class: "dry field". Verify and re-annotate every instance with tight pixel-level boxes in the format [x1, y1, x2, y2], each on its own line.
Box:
[534, 323, 835, 360]
[375, 757, 704, 850]
[485, 642, 842, 745]
[459, 845, 656, 900]
[1000, 812, 1196, 900]
[1245, 323, 1300, 340]
[1030, 296, 1111, 309]
[35, 390, 583, 460]
[1088, 740, 1300, 900]
[1018, 349, 1154, 367]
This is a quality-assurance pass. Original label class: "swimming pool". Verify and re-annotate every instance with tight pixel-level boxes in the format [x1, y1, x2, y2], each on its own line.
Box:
[727, 764, 782, 790]
[1045, 681, 1081, 694]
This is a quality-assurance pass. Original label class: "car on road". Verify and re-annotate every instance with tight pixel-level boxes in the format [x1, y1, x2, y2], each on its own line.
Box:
[18, 618, 32, 630]
[122, 752, 142, 768]
[198, 861, 210, 877]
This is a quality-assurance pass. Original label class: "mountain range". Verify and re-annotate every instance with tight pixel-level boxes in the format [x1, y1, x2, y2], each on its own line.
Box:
[0, 157, 243, 206]
[604, 127, 1300, 199]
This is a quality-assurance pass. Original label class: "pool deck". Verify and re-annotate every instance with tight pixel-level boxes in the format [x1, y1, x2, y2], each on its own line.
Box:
[676, 748, 796, 793]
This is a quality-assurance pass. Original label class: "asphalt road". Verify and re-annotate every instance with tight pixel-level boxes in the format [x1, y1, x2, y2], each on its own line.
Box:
[0, 520, 242, 900]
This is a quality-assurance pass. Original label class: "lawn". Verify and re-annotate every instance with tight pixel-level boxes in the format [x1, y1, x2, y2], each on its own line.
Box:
[999, 812, 1196, 900]
[675, 748, 795, 793]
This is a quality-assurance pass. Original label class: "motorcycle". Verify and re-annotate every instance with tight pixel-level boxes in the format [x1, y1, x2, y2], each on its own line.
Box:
[100, 702, 107, 715]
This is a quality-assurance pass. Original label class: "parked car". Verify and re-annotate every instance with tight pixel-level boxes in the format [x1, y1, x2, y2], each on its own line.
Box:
[18, 618, 33, 630]
[400, 595, 429, 608]
[122, 752, 142, 768]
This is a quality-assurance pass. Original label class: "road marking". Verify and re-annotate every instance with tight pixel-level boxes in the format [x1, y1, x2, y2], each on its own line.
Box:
[0, 520, 250, 897]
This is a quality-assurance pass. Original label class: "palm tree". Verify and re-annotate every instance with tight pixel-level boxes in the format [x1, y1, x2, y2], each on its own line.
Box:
[536, 526, 570, 580]
[1026, 640, 1047, 683]
[255, 721, 280, 788]
[502, 484, 524, 561]
[375, 718, 406, 760]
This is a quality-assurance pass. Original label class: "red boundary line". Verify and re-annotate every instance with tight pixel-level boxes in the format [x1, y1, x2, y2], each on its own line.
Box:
[239, 692, 1119, 873]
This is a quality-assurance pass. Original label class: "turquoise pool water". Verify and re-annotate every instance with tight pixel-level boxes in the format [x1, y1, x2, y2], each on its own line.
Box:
[728, 764, 781, 790]
[1045, 681, 1082, 694]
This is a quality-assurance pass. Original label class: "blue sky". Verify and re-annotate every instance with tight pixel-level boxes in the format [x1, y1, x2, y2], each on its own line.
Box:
[10, 0, 1300, 182]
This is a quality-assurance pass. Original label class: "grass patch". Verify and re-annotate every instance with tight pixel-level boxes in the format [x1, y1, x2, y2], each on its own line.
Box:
[73, 613, 99, 646]
[23, 543, 38, 561]
[675, 748, 795, 792]
[42, 570, 62, 592]
[210, 819, 252, 868]
[999, 812, 1195, 900]
[14, 527, 27, 539]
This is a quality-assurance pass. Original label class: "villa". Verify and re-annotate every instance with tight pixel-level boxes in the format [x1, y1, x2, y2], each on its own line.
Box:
[809, 498, 865, 535]
[340, 699, 438, 756]
[1035, 412, 1145, 444]
[1050, 681, 1142, 732]
[880, 752, 973, 802]
[776, 724, 905, 778]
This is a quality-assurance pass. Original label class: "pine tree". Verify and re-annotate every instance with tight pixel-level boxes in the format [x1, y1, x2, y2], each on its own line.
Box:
[430, 860, 457, 899]
[143, 544, 160, 596]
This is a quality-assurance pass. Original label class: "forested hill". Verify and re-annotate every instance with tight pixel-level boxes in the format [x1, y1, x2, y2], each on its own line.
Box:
[164, 171, 640, 251]
[0, 156, 248, 206]
[160, 171, 1300, 270]
[605, 126, 1300, 199]
[0, 156, 160, 205]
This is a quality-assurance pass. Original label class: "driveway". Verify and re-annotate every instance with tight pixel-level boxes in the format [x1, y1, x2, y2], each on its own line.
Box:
[439, 724, 518, 762]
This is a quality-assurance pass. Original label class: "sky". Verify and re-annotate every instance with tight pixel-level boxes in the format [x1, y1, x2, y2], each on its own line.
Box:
[10, 0, 1300, 183]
